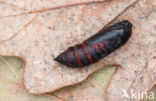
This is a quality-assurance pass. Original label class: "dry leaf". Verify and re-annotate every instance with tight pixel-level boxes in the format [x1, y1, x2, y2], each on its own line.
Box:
[0, 57, 57, 101]
[106, 0, 156, 101]
[0, 56, 117, 101]
[143, 85, 156, 101]
[49, 67, 117, 101]
[0, 0, 138, 94]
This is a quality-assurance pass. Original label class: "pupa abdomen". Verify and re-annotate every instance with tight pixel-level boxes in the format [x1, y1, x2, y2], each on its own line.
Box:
[54, 20, 132, 67]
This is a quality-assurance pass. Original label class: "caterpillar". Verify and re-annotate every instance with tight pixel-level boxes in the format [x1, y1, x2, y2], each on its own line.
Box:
[54, 20, 132, 67]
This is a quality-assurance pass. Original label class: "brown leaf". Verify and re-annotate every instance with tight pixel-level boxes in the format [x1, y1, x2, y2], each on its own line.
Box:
[106, 0, 156, 101]
[49, 67, 117, 101]
[0, 57, 56, 101]
[0, 0, 138, 94]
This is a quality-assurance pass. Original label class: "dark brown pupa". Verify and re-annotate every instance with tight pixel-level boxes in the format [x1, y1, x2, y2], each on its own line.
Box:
[54, 20, 132, 67]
